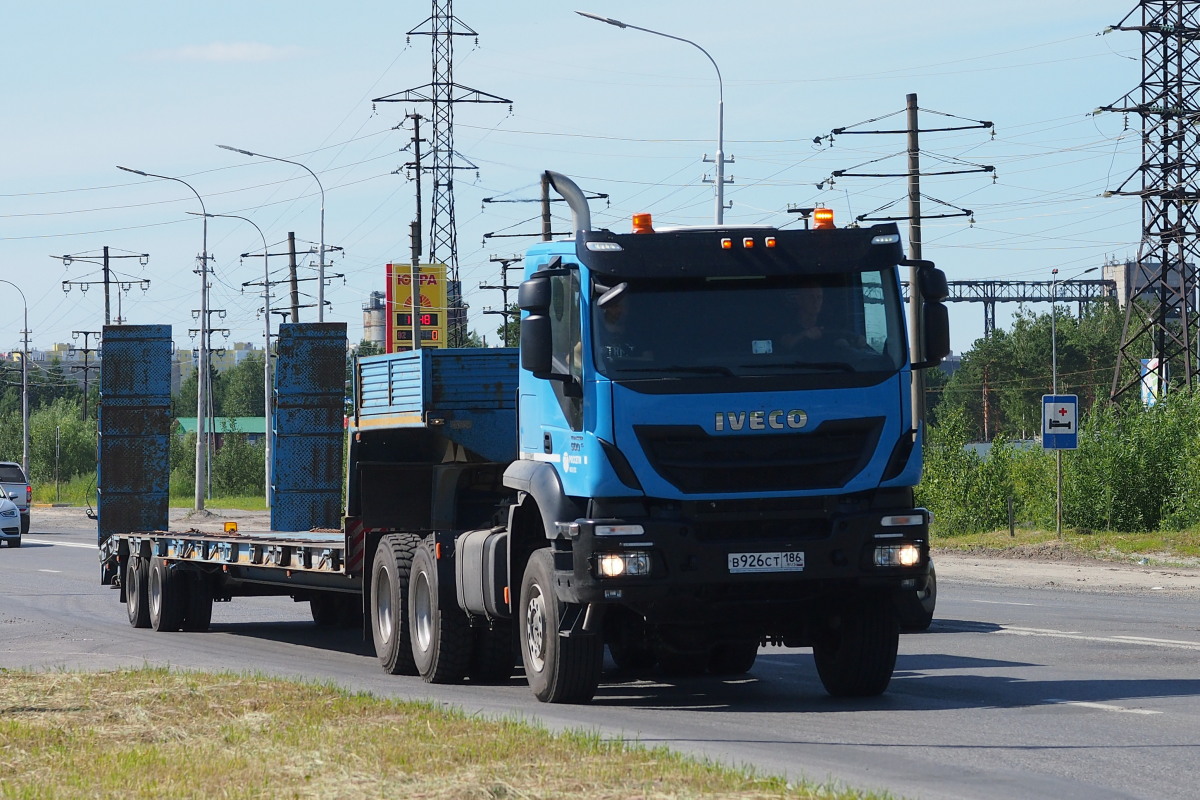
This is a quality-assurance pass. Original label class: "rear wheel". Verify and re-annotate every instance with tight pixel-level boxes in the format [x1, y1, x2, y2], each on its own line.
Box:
[812, 594, 899, 697]
[148, 556, 184, 633]
[370, 534, 420, 675]
[408, 537, 471, 683]
[125, 555, 151, 629]
[519, 548, 602, 703]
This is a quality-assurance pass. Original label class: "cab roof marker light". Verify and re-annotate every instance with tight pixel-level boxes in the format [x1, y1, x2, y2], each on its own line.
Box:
[585, 241, 623, 252]
[632, 213, 654, 233]
[720, 238, 733, 249]
[765, 236, 777, 248]
[813, 208, 835, 229]
[871, 233, 901, 245]
[742, 237, 755, 248]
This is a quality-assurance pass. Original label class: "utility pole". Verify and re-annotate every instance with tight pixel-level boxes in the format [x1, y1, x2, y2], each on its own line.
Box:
[821, 96, 993, 429]
[69, 330, 101, 421]
[287, 232, 301, 322]
[59, 247, 150, 325]
[374, 0, 512, 346]
[408, 114, 424, 351]
[1101, 2, 1200, 402]
[480, 254, 521, 346]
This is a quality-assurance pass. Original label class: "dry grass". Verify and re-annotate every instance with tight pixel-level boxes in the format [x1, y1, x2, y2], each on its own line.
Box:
[0, 668, 889, 800]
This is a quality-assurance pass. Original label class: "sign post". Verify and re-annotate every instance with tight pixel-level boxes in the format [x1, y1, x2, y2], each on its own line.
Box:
[1042, 394, 1078, 539]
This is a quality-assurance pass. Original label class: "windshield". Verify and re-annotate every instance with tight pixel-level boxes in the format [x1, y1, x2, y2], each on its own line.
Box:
[591, 270, 906, 380]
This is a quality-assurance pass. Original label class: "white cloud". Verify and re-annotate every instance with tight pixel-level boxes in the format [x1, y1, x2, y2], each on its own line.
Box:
[143, 42, 306, 63]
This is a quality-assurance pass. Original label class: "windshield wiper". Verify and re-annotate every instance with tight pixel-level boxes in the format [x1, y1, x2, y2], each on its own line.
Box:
[743, 360, 855, 373]
[618, 365, 736, 376]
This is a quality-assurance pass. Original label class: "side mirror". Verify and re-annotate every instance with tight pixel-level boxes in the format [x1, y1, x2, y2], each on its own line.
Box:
[919, 266, 949, 302]
[520, 313, 553, 376]
[914, 301, 950, 369]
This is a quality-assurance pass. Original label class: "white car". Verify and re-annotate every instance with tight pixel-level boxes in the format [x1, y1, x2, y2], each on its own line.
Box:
[0, 496, 21, 547]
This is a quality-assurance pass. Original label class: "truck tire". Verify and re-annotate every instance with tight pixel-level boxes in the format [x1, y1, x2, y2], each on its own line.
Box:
[469, 621, 516, 683]
[708, 640, 759, 676]
[181, 572, 213, 632]
[148, 556, 184, 633]
[409, 537, 471, 683]
[370, 534, 420, 676]
[125, 555, 151, 629]
[898, 560, 937, 632]
[812, 594, 899, 697]
[519, 548, 602, 703]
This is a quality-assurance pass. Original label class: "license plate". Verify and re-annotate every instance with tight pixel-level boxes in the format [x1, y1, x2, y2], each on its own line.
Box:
[728, 551, 805, 573]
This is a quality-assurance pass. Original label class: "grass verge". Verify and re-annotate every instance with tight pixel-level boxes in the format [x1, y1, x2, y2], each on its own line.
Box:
[0, 668, 889, 800]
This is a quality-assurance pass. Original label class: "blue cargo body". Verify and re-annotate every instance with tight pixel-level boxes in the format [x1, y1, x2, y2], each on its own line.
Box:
[97, 325, 172, 543]
[354, 348, 519, 464]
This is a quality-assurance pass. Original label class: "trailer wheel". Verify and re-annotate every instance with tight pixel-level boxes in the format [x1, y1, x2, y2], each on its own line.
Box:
[519, 548, 602, 704]
[897, 560, 937, 632]
[125, 555, 151, 629]
[148, 556, 184, 633]
[812, 594, 899, 697]
[310, 593, 340, 627]
[181, 572, 213, 632]
[708, 640, 759, 676]
[370, 534, 420, 676]
[409, 537, 471, 683]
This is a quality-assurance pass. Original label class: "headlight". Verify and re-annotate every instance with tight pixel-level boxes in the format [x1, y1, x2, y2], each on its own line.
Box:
[595, 551, 651, 578]
[874, 543, 921, 568]
[0, 508, 16, 518]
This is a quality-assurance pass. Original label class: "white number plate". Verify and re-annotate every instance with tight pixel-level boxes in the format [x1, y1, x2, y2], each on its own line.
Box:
[728, 551, 805, 573]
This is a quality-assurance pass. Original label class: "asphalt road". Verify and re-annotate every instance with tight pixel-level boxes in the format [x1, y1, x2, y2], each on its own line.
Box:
[3, 512, 1199, 800]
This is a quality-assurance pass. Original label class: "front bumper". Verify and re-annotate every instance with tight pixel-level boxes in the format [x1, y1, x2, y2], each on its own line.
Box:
[550, 507, 930, 615]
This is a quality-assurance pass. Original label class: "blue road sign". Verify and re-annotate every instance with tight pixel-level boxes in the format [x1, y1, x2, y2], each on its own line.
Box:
[1042, 394, 1078, 450]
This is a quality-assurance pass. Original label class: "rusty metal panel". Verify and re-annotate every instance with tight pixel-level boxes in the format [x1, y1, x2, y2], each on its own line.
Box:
[272, 323, 347, 532]
[98, 325, 172, 543]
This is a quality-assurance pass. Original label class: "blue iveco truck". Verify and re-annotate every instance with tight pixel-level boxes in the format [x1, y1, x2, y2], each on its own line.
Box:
[98, 171, 948, 705]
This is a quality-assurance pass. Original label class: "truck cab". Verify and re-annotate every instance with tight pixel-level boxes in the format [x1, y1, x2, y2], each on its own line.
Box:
[504, 172, 948, 700]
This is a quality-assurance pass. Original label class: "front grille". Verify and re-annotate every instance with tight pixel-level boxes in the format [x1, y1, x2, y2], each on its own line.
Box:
[635, 418, 884, 493]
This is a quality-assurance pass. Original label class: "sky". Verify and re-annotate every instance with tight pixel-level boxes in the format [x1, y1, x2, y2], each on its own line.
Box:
[1, 0, 1145, 359]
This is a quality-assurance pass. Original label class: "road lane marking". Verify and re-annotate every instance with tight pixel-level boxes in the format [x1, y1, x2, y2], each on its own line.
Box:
[37, 569, 62, 574]
[1001, 625, 1200, 651]
[21, 538, 94, 550]
[1044, 699, 1161, 715]
[965, 598, 1038, 606]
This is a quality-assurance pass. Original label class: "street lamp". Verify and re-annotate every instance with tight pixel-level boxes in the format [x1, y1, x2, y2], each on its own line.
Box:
[217, 145, 326, 321]
[0, 280, 30, 476]
[117, 165, 210, 511]
[1050, 265, 1098, 539]
[577, 11, 728, 224]
[191, 211, 274, 508]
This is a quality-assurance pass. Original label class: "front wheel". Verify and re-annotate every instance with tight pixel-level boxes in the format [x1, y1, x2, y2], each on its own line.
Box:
[898, 561, 937, 632]
[519, 548, 602, 704]
[812, 594, 899, 697]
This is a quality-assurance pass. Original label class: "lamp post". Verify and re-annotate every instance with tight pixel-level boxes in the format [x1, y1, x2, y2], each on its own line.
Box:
[0, 280, 30, 476]
[577, 11, 727, 224]
[217, 145, 326, 321]
[117, 165, 210, 511]
[191, 211, 274, 508]
[1050, 265, 1097, 538]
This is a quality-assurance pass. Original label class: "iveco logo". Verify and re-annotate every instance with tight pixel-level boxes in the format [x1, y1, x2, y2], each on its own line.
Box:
[714, 409, 808, 431]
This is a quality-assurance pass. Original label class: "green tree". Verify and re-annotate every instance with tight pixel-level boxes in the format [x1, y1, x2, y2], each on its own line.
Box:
[217, 354, 266, 417]
[497, 303, 520, 347]
[210, 421, 264, 496]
